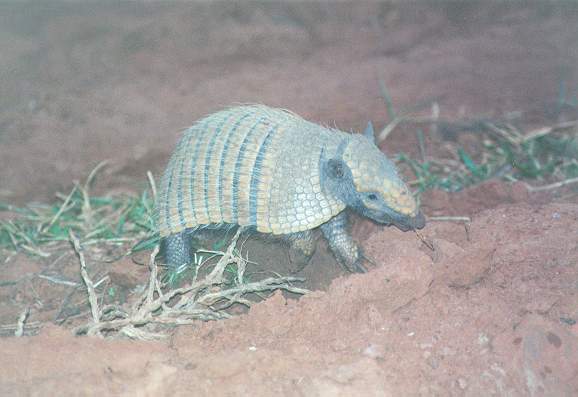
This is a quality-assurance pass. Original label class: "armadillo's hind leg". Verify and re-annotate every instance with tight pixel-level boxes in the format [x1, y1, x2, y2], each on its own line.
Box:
[320, 211, 366, 273]
[163, 230, 192, 273]
[285, 230, 317, 273]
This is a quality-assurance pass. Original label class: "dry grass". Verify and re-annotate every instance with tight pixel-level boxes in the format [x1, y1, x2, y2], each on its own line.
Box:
[376, 79, 578, 196]
[0, 161, 157, 261]
[71, 227, 308, 340]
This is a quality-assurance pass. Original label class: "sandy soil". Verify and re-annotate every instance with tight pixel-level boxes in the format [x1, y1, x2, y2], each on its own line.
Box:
[1, 2, 578, 396]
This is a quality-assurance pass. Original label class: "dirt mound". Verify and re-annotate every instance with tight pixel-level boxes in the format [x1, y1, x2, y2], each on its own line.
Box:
[2, 203, 577, 395]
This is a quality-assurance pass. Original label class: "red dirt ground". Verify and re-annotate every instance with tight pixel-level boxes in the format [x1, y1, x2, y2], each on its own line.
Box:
[1, 2, 578, 396]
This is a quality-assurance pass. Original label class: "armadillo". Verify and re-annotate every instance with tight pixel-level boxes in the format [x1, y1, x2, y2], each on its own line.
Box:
[157, 105, 425, 272]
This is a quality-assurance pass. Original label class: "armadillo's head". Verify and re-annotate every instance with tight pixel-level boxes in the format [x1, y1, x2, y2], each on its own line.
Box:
[321, 124, 425, 232]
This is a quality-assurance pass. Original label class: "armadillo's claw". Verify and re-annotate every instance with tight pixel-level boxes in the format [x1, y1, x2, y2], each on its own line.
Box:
[342, 250, 377, 273]
[358, 250, 379, 271]
[346, 257, 367, 273]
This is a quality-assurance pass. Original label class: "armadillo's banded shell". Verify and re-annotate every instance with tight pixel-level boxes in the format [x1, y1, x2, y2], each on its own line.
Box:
[157, 105, 345, 238]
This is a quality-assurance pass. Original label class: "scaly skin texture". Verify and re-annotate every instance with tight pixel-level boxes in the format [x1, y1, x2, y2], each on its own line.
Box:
[285, 230, 317, 273]
[157, 105, 425, 272]
[164, 231, 192, 273]
[320, 211, 363, 272]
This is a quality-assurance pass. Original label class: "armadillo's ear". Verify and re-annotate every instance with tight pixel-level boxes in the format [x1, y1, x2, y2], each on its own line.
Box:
[319, 149, 347, 180]
[325, 159, 345, 179]
[320, 148, 346, 179]
[363, 121, 375, 143]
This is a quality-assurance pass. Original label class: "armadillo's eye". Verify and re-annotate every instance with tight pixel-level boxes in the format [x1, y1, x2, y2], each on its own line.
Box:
[367, 193, 378, 201]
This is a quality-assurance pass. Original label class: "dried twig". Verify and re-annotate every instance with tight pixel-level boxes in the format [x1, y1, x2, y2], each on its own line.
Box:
[78, 160, 110, 230]
[415, 230, 434, 251]
[525, 177, 578, 192]
[146, 170, 157, 201]
[378, 117, 405, 143]
[426, 216, 472, 242]
[84, 160, 110, 191]
[206, 227, 244, 283]
[14, 307, 30, 337]
[69, 231, 100, 324]
[37, 274, 79, 287]
[41, 185, 77, 234]
[428, 216, 471, 223]
[144, 246, 160, 310]
[521, 120, 578, 143]
[74, 228, 307, 339]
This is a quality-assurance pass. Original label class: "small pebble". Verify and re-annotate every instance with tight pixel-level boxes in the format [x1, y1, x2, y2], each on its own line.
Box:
[426, 355, 439, 369]
[457, 377, 468, 389]
[442, 346, 456, 356]
[362, 344, 385, 360]
[478, 333, 490, 346]
[552, 212, 561, 219]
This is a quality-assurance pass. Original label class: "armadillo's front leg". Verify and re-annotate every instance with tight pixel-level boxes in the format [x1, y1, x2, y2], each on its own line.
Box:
[320, 211, 365, 273]
[163, 230, 192, 272]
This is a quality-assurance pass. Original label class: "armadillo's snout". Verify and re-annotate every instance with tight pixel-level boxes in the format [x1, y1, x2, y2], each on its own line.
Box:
[394, 211, 426, 232]
[411, 211, 426, 229]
